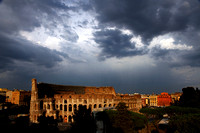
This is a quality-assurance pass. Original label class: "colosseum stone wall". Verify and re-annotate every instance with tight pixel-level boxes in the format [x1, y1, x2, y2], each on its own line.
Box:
[30, 79, 142, 123]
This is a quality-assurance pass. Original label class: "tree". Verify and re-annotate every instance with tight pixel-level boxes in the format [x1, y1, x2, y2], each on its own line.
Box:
[179, 87, 200, 108]
[168, 114, 200, 133]
[96, 102, 146, 133]
[113, 102, 135, 133]
[96, 111, 114, 133]
[37, 112, 58, 133]
[129, 111, 146, 130]
[70, 105, 96, 133]
[139, 107, 163, 133]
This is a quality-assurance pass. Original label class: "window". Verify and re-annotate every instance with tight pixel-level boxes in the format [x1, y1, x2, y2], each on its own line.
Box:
[64, 115, 67, 123]
[52, 100, 55, 110]
[64, 100, 67, 103]
[68, 115, 72, 122]
[64, 105, 67, 111]
[69, 104, 72, 112]
[60, 104, 63, 110]
[94, 104, 97, 108]
[59, 115, 63, 122]
[40, 100, 43, 109]
[74, 104, 77, 111]
[78, 104, 82, 110]
[99, 104, 102, 108]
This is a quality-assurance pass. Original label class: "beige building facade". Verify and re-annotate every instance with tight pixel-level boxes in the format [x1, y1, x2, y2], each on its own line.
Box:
[149, 95, 158, 107]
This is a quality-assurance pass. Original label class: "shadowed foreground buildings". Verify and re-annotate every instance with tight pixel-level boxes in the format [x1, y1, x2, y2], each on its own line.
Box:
[6, 89, 31, 106]
[0, 88, 31, 107]
[30, 79, 142, 123]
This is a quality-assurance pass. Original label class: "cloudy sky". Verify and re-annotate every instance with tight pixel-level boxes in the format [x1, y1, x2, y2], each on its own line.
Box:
[0, 0, 200, 94]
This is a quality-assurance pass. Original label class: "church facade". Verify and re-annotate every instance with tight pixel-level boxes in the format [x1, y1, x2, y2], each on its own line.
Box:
[30, 79, 142, 123]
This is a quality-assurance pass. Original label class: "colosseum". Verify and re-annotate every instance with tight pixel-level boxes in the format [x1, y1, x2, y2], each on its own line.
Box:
[30, 78, 142, 123]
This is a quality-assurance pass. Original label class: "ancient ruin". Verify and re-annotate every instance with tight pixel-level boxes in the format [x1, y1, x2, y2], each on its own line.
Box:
[30, 79, 142, 123]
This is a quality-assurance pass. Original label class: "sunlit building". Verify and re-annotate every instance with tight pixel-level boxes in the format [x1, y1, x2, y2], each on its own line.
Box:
[141, 94, 150, 107]
[157, 92, 172, 107]
[115, 93, 142, 112]
[170, 92, 182, 104]
[30, 79, 142, 123]
[149, 94, 158, 107]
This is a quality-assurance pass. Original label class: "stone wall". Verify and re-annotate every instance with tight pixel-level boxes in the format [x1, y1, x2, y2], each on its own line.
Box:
[29, 79, 142, 123]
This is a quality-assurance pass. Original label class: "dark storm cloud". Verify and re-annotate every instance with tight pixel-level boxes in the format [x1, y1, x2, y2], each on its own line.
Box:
[0, 0, 76, 72]
[149, 29, 200, 67]
[149, 46, 200, 68]
[92, 0, 200, 40]
[0, 0, 82, 38]
[0, 33, 64, 71]
[0, 0, 66, 33]
[94, 29, 145, 60]
[177, 48, 200, 67]
[92, 0, 200, 63]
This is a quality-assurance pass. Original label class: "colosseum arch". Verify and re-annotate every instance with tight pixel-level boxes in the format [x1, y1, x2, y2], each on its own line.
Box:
[64, 100, 67, 104]
[74, 104, 77, 111]
[64, 115, 67, 123]
[60, 104, 63, 110]
[64, 105, 67, 111]
[40, 100, 43, 109]
[68, 115, 72, 122]
[69, 104, 72, 112]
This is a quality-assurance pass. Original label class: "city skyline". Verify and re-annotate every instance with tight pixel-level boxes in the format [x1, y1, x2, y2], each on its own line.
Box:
[0, 0, 200, 94]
